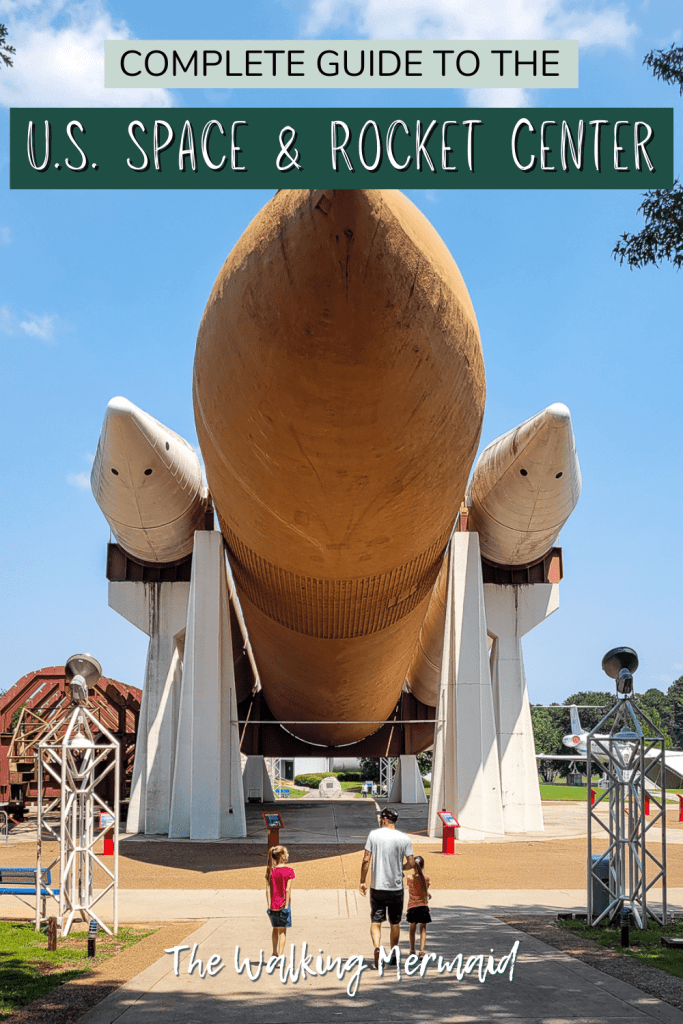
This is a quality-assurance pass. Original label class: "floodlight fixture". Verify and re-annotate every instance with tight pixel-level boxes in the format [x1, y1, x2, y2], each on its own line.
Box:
[601, 647, 638, 695]
[65, 654, 102, 704]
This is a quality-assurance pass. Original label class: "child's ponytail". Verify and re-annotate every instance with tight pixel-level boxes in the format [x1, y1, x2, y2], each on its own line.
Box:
[414, 855, 428, 903]
[266, 844, 288, 884]
[266, 847, 276, 884]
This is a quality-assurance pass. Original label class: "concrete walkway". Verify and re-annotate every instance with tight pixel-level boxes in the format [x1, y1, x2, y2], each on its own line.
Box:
[113, 799, 683, 848]
[3, 886, 679, 921]
[6, 801, 683, 1021]
[74, 898, 683, 1024]
[7, 799, 683, 846]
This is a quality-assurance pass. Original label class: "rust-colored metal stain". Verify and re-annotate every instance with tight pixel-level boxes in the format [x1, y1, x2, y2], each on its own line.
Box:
[193, 189, 485, 746]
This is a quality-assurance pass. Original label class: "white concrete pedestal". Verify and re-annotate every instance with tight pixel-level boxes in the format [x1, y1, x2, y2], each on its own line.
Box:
[484, 583, 558, 833]
[243, 755, 276, 803]
[168, 531, 247, 839]
[109, 580, 189, 835]
[428, 534, 505, 841]
[388, 755, 428, 804]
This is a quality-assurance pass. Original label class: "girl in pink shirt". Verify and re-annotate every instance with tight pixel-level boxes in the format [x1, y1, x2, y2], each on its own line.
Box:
[266, 845, 295, 955]
[406, 855, 432, 955]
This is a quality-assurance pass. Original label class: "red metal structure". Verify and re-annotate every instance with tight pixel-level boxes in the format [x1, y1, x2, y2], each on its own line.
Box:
[0, 666, 141, 814]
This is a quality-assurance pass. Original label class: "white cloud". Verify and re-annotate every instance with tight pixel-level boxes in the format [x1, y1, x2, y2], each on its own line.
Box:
[304, 0, 637, 51]
[467, 86, 530, 107]
[19, 312, 58, 342]
[0, 0, 173, 107]
[67, 470, 91, 489]
[0, 306, 62, 341]
[0, 305, 18, 335]
[67, 451, 94, 490]
[0, 227, 11, 245]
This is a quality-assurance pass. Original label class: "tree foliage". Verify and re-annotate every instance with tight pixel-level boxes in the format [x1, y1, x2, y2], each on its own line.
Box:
[563, 692, 612, 733]
[613, 45, 683, 270]
[644, 45, 683, 94]
[530, 707, 563, 755]
[0, 24, 14, 69]
[530, 706, 564, 781]
[359, 757, 379, 782]
[531, 680, 683, 773]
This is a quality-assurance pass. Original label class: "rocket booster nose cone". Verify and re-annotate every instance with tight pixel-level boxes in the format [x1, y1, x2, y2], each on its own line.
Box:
[105, 395, 137, 418]
[543, 402, 571, 425]
[468, 402, 581, 567]
[90, 395, 207, 564]
[102, 396, 171, 452]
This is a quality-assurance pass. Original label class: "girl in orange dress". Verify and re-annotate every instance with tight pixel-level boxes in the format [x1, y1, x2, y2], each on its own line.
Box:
[406, 855, 431, 955]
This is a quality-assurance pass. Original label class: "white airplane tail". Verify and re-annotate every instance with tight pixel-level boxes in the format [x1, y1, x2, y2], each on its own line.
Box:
[569, 705, 582, 734]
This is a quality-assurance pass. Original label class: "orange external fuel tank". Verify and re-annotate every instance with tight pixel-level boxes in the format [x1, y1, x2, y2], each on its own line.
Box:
[193, 189, 485, 746]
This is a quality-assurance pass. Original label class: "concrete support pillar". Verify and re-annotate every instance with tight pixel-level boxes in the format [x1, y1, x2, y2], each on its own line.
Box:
[243, 755, 276, 803]
[109, 580, 189, 835]
[169, 531, 247, 839]
[484, 583, 559, 833]
[428, 534, 505, 841]
[388, 755, 427, 804]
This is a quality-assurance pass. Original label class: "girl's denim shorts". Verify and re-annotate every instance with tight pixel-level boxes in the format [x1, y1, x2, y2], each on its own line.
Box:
[267, 907, 292, 928]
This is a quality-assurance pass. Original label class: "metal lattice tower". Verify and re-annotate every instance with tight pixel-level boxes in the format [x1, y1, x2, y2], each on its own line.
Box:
[266, 757, 281, 790]
[36, 702, 120, 937]
[587, 695, 666, 928]
[379, 757, 396, 797]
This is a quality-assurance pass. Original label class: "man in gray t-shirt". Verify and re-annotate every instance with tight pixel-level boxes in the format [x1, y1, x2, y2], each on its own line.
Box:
[360, 807, 414, 965]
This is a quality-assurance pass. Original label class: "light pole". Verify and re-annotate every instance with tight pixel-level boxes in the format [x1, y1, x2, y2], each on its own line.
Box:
[587, 647, 666, 929]
[36, 654, 120, 937]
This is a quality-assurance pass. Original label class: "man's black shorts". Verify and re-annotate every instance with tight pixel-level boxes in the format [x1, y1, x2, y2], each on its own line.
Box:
[370, 888, 404, 924]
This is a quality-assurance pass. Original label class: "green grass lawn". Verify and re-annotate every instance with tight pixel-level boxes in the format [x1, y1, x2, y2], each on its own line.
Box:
[560, 918, 683, 980]
[348, 781, 432, 798]
[540, 777, 683, 800]
[540, 783, 606, 801]
[274, 786, 308, 798]
[0, 921, 153, 1017]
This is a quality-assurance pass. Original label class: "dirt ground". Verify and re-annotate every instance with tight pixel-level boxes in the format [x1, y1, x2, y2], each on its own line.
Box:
[1, 834, 679, 890]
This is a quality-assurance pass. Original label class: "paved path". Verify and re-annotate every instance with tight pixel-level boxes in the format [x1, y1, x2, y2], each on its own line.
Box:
[2, 887, 679, 921]
[5, 798, 683, 1022]
[7, 799, 683, 846]
[74, 901, 683, 1024]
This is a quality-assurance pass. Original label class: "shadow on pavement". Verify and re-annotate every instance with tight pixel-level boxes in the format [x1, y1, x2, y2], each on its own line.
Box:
[79, 911, 668, 1024]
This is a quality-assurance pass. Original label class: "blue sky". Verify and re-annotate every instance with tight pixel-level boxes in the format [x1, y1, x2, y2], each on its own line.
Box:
[0, 0, 681, 707]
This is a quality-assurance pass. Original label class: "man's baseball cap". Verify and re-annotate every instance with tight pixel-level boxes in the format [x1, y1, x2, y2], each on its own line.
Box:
[380, 807, 399, 822]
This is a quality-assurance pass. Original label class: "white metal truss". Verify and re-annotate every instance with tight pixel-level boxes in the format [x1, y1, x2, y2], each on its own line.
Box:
[36, 703, 120, 937]
[266, 757, 282, 791]
[380, 757, 397, 797]
[587, 696, 666, 928]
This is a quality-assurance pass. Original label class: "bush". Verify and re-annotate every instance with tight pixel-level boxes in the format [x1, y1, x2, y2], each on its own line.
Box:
[293, 772, 345, 789]
[339, 772, 362, 781]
